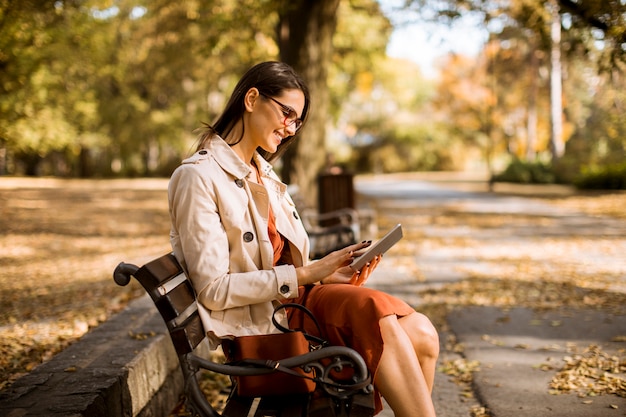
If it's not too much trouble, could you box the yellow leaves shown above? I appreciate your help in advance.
[0,331,74,390]
[545,194,626,220]
[355,72,374,95]
[128,331,156,340]
[549,344,626,398]
[535,362,556,372]
[419,272,626,315]
[438,358,481,385]
[0,179,169,390]
[481,334,505,347]
[530,318,561,327]
[470,405,490,417]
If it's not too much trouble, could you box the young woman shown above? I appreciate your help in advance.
[168,61,438,417]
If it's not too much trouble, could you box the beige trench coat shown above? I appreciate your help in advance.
[168,136,311,349]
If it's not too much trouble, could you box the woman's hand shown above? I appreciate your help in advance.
[296,241,371,286]
[350,254,382,286]
[318,254,382,286]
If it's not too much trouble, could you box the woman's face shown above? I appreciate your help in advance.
[248,88,305,154]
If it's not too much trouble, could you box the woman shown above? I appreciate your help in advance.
[168,61,438,417]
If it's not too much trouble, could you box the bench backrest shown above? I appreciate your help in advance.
[133,253,205,354]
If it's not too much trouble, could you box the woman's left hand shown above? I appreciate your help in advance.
[350,254,381,286]
[320,254,382,286]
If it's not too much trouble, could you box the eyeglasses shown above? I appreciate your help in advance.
[260,92,303,132]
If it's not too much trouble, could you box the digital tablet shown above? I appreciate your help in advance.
[349,224,403,271]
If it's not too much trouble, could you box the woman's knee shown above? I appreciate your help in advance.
[400,312,439,357]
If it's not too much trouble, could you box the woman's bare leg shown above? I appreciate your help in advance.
[375,314,439,417]
[399,312,439,392]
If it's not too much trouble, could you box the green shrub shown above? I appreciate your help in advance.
[574,162,626,190]
[492,159,556,184]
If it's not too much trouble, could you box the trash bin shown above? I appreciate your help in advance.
[317,173,355,224]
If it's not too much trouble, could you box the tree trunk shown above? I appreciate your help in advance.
[0,142,6,176]
[278,0,340,209]
[526,48,539,161]
[549,0,565,161]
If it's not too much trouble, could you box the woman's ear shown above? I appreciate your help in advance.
[244,88,260,112]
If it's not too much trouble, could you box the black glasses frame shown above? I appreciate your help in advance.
[259,93,303,131]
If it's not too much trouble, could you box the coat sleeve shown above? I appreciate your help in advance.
[168,162,299,312]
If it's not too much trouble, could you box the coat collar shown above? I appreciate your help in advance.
[205,136,251,180]
[188,136,289,198]
[204,136,285,195]
[252,153,287,196]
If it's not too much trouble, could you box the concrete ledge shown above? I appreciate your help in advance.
[0,295,185,417]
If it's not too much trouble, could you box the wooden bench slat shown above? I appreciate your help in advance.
[136,253,184,288]
[154,281,196,322]
[170,311,205,353]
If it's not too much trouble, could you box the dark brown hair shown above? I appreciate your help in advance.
[197,61,310,162]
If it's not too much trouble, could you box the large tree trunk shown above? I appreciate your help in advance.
[278,0,340,209]
[549,0,565,161]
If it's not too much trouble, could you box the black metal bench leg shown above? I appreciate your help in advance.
[347,392,376,417]
[307,394,337,417]
[221,395,256,417]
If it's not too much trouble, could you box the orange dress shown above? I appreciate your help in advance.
[266,201,415,414]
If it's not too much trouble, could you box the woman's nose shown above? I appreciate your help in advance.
[285,123,297,136]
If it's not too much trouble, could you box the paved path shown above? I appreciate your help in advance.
[354,173,626,417]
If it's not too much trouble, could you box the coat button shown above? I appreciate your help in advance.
[292,211,299,220]
[243,232,254,242]
[199,150,207,155]
[235,179,244,188]
[280,284,290,294]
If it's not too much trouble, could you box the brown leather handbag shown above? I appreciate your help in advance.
[228,303,327,397]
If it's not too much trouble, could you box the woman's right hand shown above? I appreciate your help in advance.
[295,241,371,286]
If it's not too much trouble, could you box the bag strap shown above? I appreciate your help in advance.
[232,358,371,391]
[272,303,328,349]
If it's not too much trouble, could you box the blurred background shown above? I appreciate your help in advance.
[2,0,625,207]
[2,1,626,403]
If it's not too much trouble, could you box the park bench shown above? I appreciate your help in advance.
[302,208,359,259]
[289,173,377,259]
[113,252,375,417]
